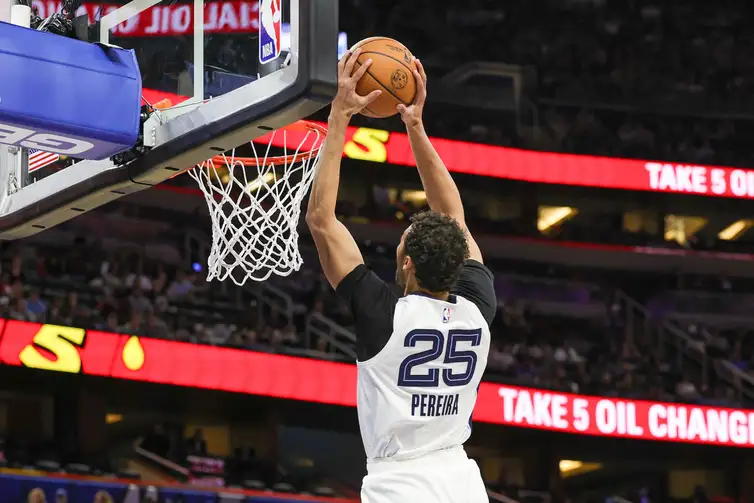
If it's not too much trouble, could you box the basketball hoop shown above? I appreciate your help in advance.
[188,120,327,285]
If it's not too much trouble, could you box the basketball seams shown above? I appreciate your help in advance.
[362,105,390,118]
[363,67,410,106]
[350,36,407,52]
[358,51,416,77]
[354,61,411,109]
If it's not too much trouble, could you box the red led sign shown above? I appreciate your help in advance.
[141,88,754,198]
[1,320,753,447]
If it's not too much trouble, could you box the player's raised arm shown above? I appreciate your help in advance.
[305,49,382,289]
[397,59,483,263]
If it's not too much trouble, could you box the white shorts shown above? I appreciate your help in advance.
[361,447,488,503]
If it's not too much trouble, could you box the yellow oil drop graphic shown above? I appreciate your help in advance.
[122,336,145,371]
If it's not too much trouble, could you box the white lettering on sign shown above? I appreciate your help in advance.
[644,162,754,198]
[261,42,274,59]
[0,123,96,156]
[645,162,708,194]
[31,1,260,37]
[497,386,754,446]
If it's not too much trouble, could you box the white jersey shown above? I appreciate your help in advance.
[336,260,496,462]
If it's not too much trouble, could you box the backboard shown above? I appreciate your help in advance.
[0,0,338,239]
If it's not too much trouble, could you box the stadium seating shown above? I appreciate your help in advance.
[2,211,743,410]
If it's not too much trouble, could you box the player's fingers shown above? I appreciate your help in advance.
[415,58,427,84]
[396,104,408,115]
[362,89,382,105]
[337,50,349,74]
[344,48,362,77]
[413,68,426,102]
[351,58,372,83]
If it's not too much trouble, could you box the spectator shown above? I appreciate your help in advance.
[186,428,208,456]
[123,485,140,503]
[55,488,67,503]
[121,312,144,335]
[125,264,152,292]
[9,298,33,322]
[60,292,81,326]
[26,290,48,320]
[98,312,121,333]
[142,486,158,503]
[27,488,46,503]
[152,264,168,296]
[9,253,23,282]
[676,375,700,401]
[9,279,23,302]
[93,491,113,503]
[143,313,169,338]
[129,288,153,316]
[167,270,195,300]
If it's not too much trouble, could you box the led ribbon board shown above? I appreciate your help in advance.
[1,319,754,448]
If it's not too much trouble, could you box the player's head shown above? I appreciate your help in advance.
[396,211,469,294]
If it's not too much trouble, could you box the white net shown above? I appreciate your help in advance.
[188,121,326,285]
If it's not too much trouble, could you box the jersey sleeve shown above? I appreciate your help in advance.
[451,260,497,325]
[336,264,400,361]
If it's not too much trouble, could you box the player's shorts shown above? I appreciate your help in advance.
[361,446,488,503]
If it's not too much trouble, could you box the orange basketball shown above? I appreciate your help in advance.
[351,37,417,118]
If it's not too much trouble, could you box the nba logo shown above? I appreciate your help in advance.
[259,0,282,64]
[442,307,451,323]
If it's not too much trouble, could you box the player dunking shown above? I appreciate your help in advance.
[306,49,496,503]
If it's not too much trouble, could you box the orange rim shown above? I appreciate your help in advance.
[206,120,328,167]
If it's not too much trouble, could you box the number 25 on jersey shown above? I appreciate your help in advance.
[398,328,482,417]
[398,328,482,387]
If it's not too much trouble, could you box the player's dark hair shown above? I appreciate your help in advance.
[404,211,469,292]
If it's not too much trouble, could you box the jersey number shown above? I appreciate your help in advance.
[397,328,481,388]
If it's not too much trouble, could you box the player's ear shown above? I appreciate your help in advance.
[403,254,414,274]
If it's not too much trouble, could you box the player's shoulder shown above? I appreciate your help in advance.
[451,260,496,325]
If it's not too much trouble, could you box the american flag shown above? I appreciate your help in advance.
[28,149,60,172]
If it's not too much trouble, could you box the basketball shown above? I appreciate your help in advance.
[351,37,418,118]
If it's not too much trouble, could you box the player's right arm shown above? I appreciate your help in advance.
[306,48,381,290]
[397,59,483,264]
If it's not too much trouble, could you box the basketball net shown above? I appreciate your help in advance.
[188,121,327,285]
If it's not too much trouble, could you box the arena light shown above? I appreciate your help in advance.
[537,206,577,233]
[106,413,123,424]
[559,459,601,477]
[246,172,276,192]
[664,215,706,244]
[718,220,753,241]
[401,189,427,205]
[559,460,582,472]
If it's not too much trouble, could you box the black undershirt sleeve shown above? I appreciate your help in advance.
[336,264,400,361]
[451,260,497,325]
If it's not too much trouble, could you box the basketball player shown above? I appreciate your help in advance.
[305,48,495,503]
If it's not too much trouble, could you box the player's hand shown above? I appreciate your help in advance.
[331,48,382,119]
[396,57,427,129]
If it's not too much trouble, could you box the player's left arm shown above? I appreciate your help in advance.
[305,49,382,289]
[397,59,484,264]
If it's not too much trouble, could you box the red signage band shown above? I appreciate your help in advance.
[141,87,754,198]
[262,123,754,199]
[32,1,260,37]
[1,319,753,448]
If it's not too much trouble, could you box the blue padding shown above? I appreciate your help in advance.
[0,22,141,160]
